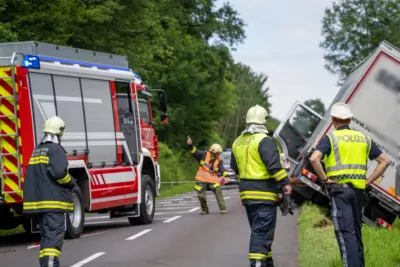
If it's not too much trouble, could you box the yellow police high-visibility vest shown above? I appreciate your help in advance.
[324,129,371,189]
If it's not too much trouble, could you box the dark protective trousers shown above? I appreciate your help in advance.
[195,182,226,212]
[39,212,66,267]
[330,184,365,267]
[245,203,277,267]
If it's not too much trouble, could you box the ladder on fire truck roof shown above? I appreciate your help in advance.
[0,52,22,195]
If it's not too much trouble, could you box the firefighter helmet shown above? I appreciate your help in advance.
[209,143,223,154]
[43,116,66,136]
[245,105,269,125]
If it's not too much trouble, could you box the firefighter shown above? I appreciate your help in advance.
[231,104,292,267]
[310,102,390,267]
[23,116,76,267]
[187,136,229,214]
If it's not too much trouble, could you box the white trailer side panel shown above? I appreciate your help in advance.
[314,44,400,200]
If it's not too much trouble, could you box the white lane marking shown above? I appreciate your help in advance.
[81,230,111,238]
[70,252,105,267]
[126,229,153,240]
[156,206,196,210]
[85,216,109,220]
[171,200,221,203]
[224,196,231,200]
[188,207,200,212]
[160,198,184,201]
[163,216,181,223]
[27,242,40,249]
[85,218,170,225]
[156,203,199,207]
[156,201,172,204]
[155,211,189,215]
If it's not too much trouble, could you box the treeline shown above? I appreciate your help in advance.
[0,0,278,152]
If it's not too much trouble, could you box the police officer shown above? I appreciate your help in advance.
[310,102,390,267]
[23,116,76,267]
[187,136,229,214]
[231,105,292,267]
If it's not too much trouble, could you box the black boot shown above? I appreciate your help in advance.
[264,258,275,267]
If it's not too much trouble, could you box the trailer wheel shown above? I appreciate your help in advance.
[128,174,155,225]
[65,184,85,239]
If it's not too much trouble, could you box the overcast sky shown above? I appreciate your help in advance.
[216,0,339,121]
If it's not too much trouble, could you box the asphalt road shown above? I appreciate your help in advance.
[0,187,299,267]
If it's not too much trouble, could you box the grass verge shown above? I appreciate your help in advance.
[298,203,400,267]
[157,183,195,198]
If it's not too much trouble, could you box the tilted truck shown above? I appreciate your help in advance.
[274,40,400,227]
[0,41,168,238]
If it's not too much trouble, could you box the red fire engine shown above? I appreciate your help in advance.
[0,41,168,238]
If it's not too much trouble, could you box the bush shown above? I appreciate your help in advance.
[157,142,198,189]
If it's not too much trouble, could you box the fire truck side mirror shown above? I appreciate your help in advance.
[158,91,167,113]
[160,113,168,125]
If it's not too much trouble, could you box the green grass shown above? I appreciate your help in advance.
[298,203,400,267]
[157,183,195,198]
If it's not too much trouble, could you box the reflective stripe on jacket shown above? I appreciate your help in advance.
[324,129,371,189]
[23,142,74,214]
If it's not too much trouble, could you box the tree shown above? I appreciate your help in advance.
[291,98,326,139]
[320,0,400,85]
[304,98,326,116]
[0,0,273,152]
[218,63,276,147]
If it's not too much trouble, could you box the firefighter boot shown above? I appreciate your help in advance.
[197,191,209,215]
[264,258,275,267]
[213,187,227,214]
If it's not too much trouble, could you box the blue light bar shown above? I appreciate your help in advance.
[38,56,131,72]
[22,54,41,69]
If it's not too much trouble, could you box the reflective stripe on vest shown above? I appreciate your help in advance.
[195,151,219,183]
[324,129,371,189]
[239,190,278,202]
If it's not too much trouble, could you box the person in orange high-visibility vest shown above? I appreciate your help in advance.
[187,136,229,215]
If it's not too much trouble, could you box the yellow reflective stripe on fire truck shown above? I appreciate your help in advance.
[23,201,74,210]
[56,174,71,184]
[0,66,22,204]
[29,156,49,165]
[239,191,278,202]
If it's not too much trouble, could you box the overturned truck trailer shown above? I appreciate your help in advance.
[274,40,400,227]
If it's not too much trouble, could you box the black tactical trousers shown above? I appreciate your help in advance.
[245,203,277,267]
[330,184,365,267]
[39,212,65,267]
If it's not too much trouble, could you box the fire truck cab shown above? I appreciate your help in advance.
[0,41,168,238]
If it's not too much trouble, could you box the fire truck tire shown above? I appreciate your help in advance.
[128,174,155,225]
[65,185,85,239]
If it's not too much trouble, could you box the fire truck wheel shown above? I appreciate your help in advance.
[128,174,155,225]
[65,184,85,239]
